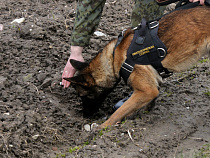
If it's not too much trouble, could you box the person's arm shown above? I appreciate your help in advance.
[62,0,106,88]
[189,0,205,5]
[62,46,84,88]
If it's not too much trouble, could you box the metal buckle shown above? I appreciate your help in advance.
[157,48,166,58]
[149,21,159,29]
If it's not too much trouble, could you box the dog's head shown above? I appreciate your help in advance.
[64,59,114,117]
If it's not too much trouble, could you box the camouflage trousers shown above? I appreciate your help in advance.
[71,0,166,47]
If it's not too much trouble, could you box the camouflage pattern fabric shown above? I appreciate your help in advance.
[71,0,106,47]
[71,0,166,47]
[131,0,166,27]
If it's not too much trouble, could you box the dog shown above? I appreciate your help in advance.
[64,6,210,129]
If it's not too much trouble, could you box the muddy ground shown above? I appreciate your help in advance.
[0,0,209,158]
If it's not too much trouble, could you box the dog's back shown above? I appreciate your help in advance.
[159,6,210,72]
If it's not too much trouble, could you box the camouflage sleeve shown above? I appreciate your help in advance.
[71,0,166,47]
[131,0,166,27]
[71,0,106,47]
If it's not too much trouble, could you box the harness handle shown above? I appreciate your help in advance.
[137,18,147,36]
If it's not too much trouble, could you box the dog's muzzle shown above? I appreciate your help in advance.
[81,96,104,117]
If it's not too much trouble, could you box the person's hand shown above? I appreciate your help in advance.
[189,0,205,5]
[62,46,84,88]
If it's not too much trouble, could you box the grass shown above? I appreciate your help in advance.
[56,127,110,157]
[121,118,127,124]
[69,146,81,154]
[99,130,103,136]
[177,144,210,158]
[164,91,173,97]
[83,141,89,146]
[199,58,209,63]
[55,140,91,157]
[194,144,210,158]
[204,91,210,96]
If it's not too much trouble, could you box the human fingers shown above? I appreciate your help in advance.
[62,72,71,88]
[189,0,205,5]
[200,0,205,5]
[62,63,76,88]
[62,70,75,88]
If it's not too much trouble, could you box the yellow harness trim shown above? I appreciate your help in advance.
[132,45,155,56]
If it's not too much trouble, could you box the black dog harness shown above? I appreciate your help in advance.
[113,0,202,84]
[119,19,171,83]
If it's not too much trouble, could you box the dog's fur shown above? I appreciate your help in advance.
[65,7,210,129]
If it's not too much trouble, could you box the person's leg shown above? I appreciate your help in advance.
[131,0,166,27]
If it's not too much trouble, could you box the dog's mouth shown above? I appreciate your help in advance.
[80,87,114,117]
[81,96,104,117]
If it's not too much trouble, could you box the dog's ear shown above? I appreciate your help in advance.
[70,59,88,71]
[63,74,95,87]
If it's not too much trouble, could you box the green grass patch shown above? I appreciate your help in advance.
[69,146,81,154]
[204,91,210,96]
[83,140,89,146]
[199,58,209,63]
[194,144,210,158]
[99,130,103,136]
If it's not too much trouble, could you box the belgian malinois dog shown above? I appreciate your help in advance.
[64,6,210,129]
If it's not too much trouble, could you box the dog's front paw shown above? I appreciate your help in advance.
[98,123,110,130]
[91,123,108,132]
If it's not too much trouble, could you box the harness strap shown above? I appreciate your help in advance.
[120,19,171,84]
[148,21,168,74]
[137,18,147,36]
[120,19,148,82]
[112,32,124,58]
